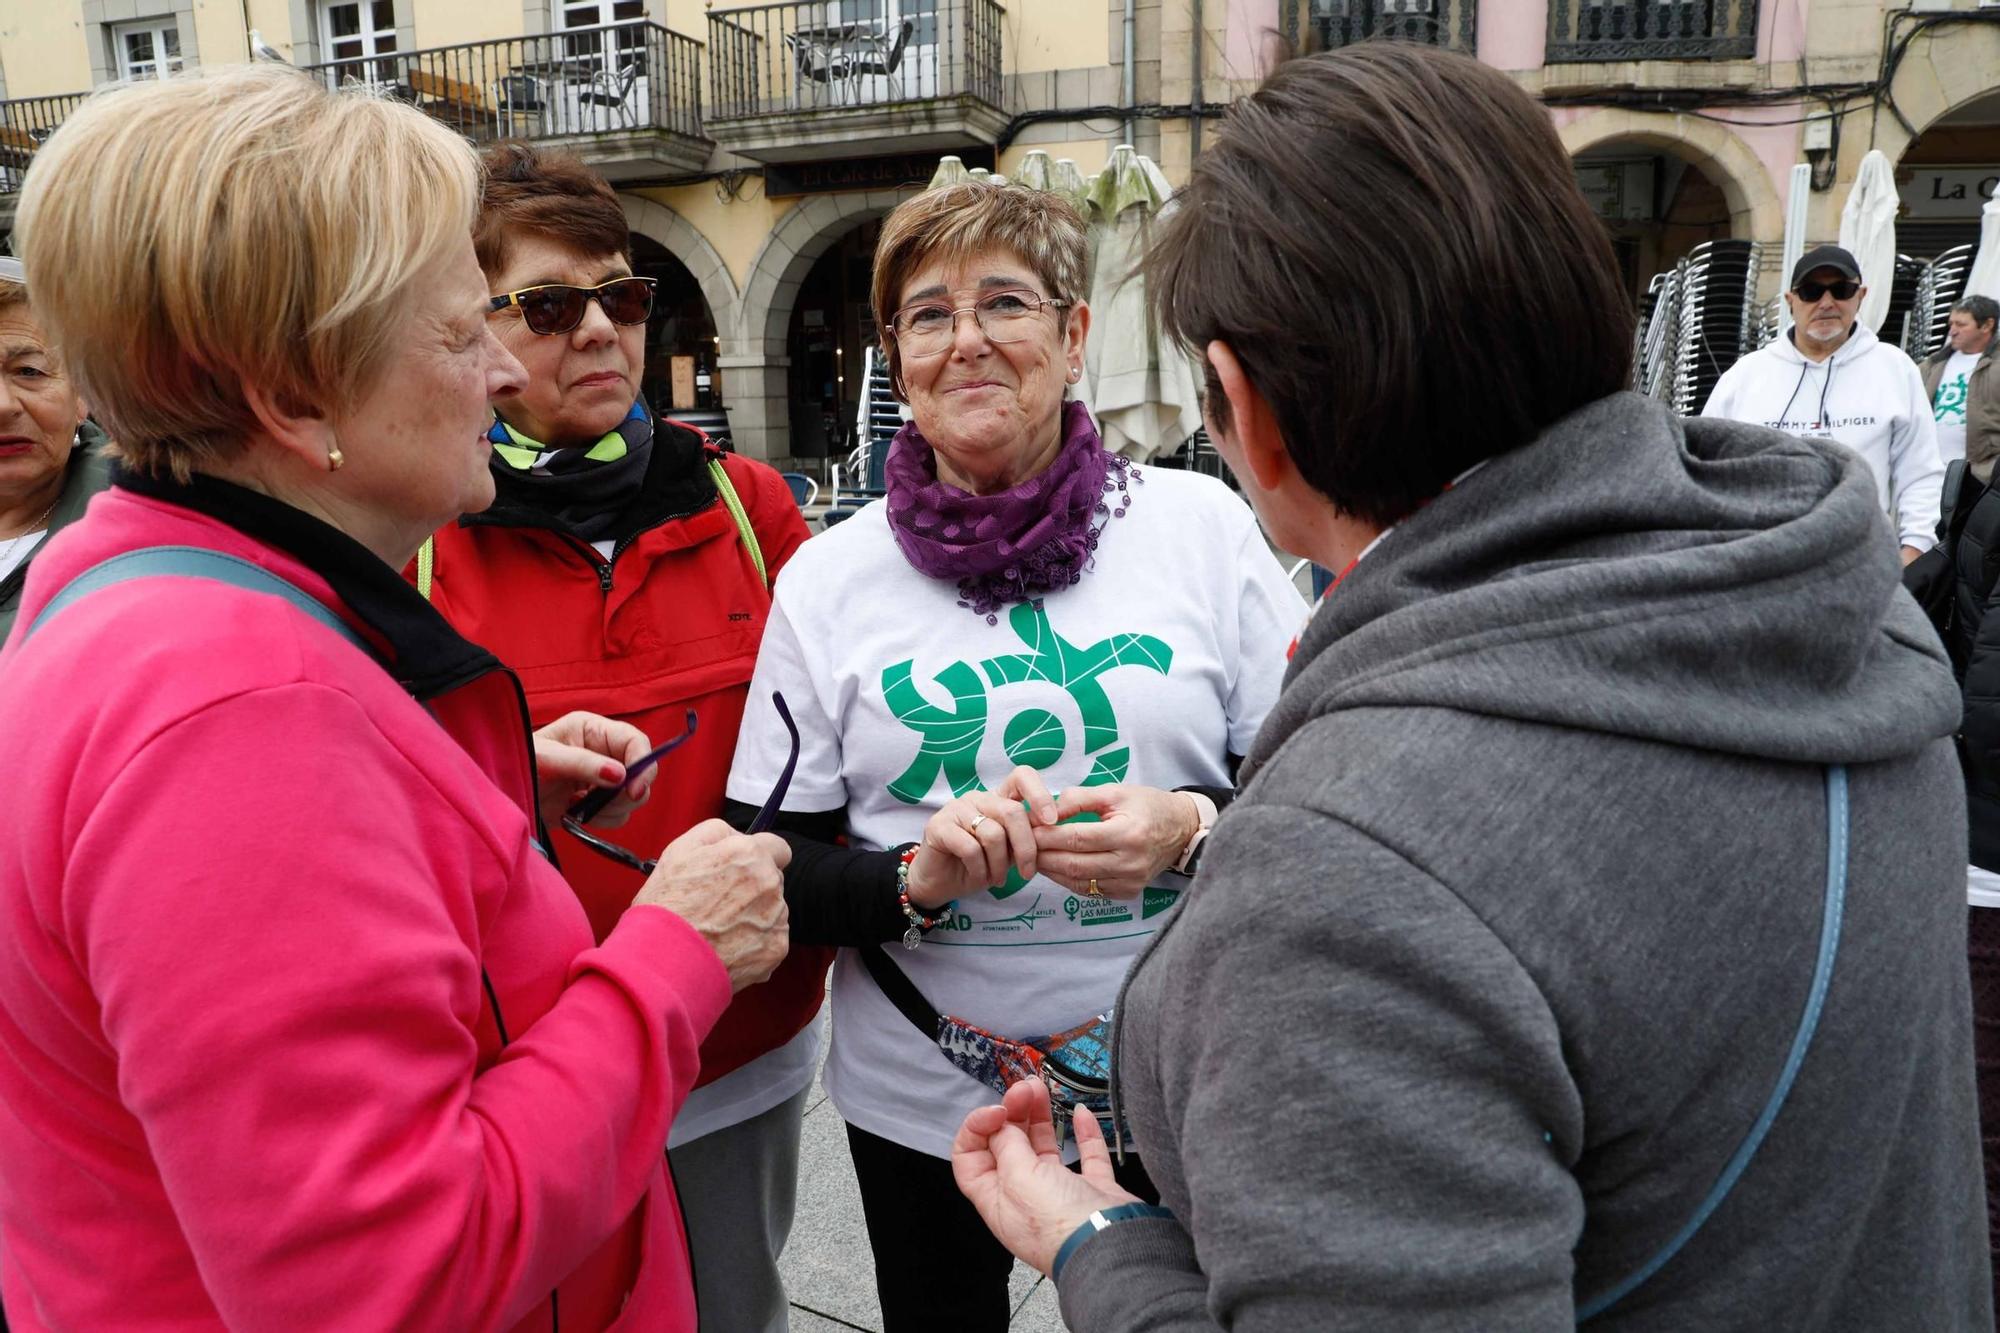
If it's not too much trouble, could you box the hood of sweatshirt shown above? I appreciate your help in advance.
[1243,391,1958,785]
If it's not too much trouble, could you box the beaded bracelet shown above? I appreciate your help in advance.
[896,845,953,950]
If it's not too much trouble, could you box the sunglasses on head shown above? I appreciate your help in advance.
[559,693,801,876]
[489,276,657,336]
[1794,279,1860,303]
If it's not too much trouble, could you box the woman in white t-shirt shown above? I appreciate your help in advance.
[725,182,1302,1329]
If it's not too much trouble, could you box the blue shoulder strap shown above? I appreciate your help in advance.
[1577,763,1849,1322]
[22,545,376,659]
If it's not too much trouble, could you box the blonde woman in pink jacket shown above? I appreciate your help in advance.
[0,66,789,1331]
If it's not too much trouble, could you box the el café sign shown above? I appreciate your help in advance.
[1902,167,2000,220]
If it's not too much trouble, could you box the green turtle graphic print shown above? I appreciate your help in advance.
[725,469,1304,1158]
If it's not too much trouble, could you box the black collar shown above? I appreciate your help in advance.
[111,463,503,700]
[468,413,718,540]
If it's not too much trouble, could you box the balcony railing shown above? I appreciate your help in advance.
[1546,0,1756,61]
[299,20,705,146]
[0,92,89,195]
[1284,0,1475,53]
[706,0,1003,122]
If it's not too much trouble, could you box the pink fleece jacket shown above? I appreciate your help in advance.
[0,486,731,1330]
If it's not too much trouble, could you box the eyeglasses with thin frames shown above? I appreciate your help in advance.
[559,693,801,876]
[889,289,1069,358]
[489,276,658,337]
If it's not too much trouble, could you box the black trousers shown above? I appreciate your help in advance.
[845,1119,1157,1332]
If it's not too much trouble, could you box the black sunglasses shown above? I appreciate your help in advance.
[560,693,801,876]
[1794,279,1860,303]
[490,276,657,336]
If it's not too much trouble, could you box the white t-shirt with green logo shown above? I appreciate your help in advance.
[727,467,1305,1158]
[1935,349,1980,464]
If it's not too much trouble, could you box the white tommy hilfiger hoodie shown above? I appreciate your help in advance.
[1702,323,1945,551]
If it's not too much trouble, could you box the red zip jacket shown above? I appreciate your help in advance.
[415,429,829,1086]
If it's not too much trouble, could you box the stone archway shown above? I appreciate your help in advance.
[1865,20,2000,168]
[726,187,915,461]
[619,194,740,345]
[1559,109,1787,247]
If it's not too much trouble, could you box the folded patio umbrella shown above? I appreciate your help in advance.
[1838,149,1900,334]
[1077,146,1203,463]
[1968,180,2000,303]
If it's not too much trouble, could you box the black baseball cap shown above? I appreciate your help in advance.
[1790,244,1862,289]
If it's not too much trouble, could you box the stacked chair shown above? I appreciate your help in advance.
[1902,244,1976,362]
[1631,239,1765,416]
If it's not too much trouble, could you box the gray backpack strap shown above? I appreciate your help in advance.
[1577,764,1848,1322]
[23,545,376,659]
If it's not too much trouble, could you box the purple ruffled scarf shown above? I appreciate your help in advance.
[884,399,1138,622]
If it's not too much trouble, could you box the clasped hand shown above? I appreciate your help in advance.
[903,766,1201,909]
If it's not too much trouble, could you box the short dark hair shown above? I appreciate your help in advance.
[1149,45,1634,526]
[1956,295,2000,331]
[473,141,630,277]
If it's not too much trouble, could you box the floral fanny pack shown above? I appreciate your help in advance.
[858,944,1129,1152]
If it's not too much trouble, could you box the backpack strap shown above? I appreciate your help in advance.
[410,461,767,604]
[1576,763,1849,1322]
[707,456,768,590]
[858,938,946,1042]
[23,545,377,660]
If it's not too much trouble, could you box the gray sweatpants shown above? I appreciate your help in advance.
[667,1086,810,1333]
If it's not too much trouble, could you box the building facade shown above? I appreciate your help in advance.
[1,0,1996,461]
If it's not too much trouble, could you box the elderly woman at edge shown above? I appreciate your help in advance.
[724,181,1303,1330]
[953,45,1990,1331]
[0,66,788,1331]
[0,256,108,637]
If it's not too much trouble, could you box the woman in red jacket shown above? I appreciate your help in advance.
[414,143,825,1333]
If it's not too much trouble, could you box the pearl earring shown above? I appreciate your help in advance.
[328,446,345,472]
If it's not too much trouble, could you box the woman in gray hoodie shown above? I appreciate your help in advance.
[951,44,1991,1330]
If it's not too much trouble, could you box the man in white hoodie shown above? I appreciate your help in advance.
[1704,244,1944,562]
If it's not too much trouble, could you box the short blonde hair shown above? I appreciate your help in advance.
[15,64,480,480]
[871,182,1087,398]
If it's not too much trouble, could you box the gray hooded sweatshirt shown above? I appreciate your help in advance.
[1059,392,1990,1330]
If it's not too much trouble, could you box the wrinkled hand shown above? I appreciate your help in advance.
[952,1078,1141,1278]
[905,766,1060,910]
[534,711,655,832]
[1032,785,1199,900]
[635,820,791,993]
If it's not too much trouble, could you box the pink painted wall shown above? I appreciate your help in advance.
[1224,0,1279,84]
[1478,0,1547,71]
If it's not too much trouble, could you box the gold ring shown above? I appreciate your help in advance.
[967,813,988,833]
[1086,878,1102,898]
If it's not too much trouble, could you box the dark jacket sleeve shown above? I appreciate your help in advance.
[718,799,911,947]
[1058,802,1584,1331]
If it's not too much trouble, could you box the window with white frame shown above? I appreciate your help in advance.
[113,18,185,81]
[319,1,399,66]
[563,0,645,64]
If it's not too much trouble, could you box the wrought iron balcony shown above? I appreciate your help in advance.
[0,93,88,196]
[299,20,709,178]
[1546,0,1757,61]
[1281,0,1476,53]
[705,0,1006,163]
